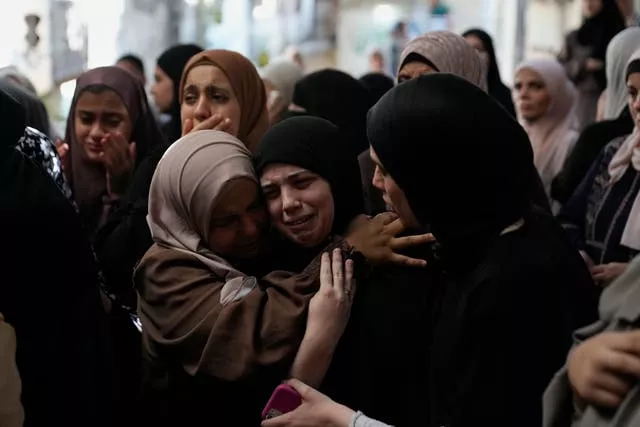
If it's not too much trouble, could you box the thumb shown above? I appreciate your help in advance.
[374,211,399,226]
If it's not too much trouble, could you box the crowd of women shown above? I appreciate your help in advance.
[4,0,640,425]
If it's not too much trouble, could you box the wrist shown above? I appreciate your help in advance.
[327,403,355,427]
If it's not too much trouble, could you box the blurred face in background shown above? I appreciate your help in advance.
[464,35,490,69]
[151,66,174,113]
[582,0,603,18]
[513,68,551,122]
[627,72,640,125]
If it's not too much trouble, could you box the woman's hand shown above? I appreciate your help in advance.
[307,249,355,345]
[181,114,233,137]
[261,379,354,427]
[345,213,434,268]
[568,331,640,408]
[99,132,136,197]
[55,138,69,171]
[591,262,628,286]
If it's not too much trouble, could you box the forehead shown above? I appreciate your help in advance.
[184,64,233,90]
[400,61,436,75]
[212,178,259,213]
[260,163,312,183]
[516,68,543,81]
[75,89,127,113]
[465,35,485,51]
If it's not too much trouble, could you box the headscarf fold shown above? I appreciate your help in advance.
[398,31,487,91]
[65,66,163,233]
[179,50,270,152]
[261,58,304,110]
[516,58,579,198]
[156,43,204,143]
[291,69,373,156]
[604,27,640,119]
[608,50,640,250]
[147,130,257,284]
[367,73,533,252]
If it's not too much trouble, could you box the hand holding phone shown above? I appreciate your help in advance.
[262,384,302,420]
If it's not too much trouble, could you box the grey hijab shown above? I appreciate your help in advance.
[604,27,640,120]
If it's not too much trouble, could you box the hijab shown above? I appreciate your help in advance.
[398,31,487,91]
[462,28,516,117]
[65,66,163,233]
[359,73,395,104]
[367,73,533,253]
[180,50,270,152]
[604,27,640,119]
[0,79,51,137]
[0,88,26,152]
[291,69,373,156]
[156,43,204,143]
[516,58,579,199]
[0,66,37,95]
[147,130,257,288]
[607,50,640,251]
[577,0,626,61]
[254,116,364,237]
[261,58,304,110]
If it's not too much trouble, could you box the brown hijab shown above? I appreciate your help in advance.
[179,50,270,152]
[65,66,162,234]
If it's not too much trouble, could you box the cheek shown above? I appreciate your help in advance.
[316,194,335,231]
[267,198,283,221]
[74,119,89,142]
[207,228,237,254]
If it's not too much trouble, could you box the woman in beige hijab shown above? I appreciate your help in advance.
[514,58,579,211]
[136,130,367,425]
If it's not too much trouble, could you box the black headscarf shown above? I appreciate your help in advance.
[0,79,51,137]
[254,116,365,271]
[577,0,626,61]
[359,73,395,105]
[367,73,533,252]
[462,28,516,117]
[156,43,204,143]
[292,69,373,157]
[0,88,26,151]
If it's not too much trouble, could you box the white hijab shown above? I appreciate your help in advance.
[516,58,579,202]
[608,50,640,251]
[604,27,640,120]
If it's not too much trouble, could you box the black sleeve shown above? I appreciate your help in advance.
[94,143,168,308]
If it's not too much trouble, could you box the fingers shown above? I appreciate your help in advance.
[383,218,406,237]
[594,372,632,396]
[588,388,625,409]
[55,139,69,160]
[344,259,355,298]
[374,212,398,226]
[390,233,435,250]
[261,413,291,426]
[285,378,311,397]
[389,253,427,268]
[191,114,226,134]
[319,252,332,291]
[182,118,194,137]
[332,249,344,301]
[611,331,640,360]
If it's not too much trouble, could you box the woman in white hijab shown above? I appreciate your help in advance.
[514,58,579,211]
[261,58,304,124]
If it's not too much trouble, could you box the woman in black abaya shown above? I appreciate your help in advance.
[366,73,597,427]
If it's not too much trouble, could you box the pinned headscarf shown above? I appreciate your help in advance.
[65,66,163,233]
[179,50,270,152]
[515,58,578,198]
[604,27,640,119]
[398,31,487,91]
[367,73,532,249]
[254,116,364,236]
[607,49,640,251]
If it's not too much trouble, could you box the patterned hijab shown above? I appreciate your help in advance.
[179,50,270,152]
[398,31,487,91]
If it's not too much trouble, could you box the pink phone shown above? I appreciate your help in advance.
[262,384,302,420]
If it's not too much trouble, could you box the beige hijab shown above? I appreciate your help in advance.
[516,58,579,202]
[147,129,258,304]
[398,31,487,91]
